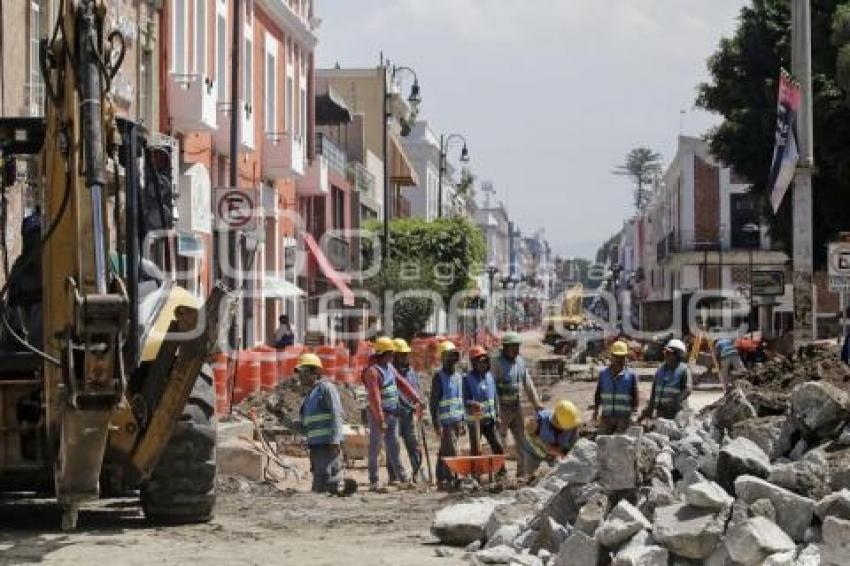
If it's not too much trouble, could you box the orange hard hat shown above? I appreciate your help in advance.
[469,346,488,360]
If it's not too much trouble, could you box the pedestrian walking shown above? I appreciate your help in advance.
[715,336,744,392]
[298,353,345,494]
[429,341,465,488]
[641,339,693,421]
[523,400,581,476]
[592,340,639,434]
[363,336,422,492]
[463,346,504,461]
[491,332,543,478]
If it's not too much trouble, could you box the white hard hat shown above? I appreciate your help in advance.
[665,339,687,354]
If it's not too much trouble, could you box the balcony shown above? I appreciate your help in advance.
[315,133,347,178]
[297,155,329,195]
[325,235,350,272]
[346,161,376,196]
[262,131,305,179]
[167,74,217,133]
[213,99,254,154]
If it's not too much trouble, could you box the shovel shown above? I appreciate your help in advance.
[419,419,434,485]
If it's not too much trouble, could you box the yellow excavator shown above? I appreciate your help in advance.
[0,1,230,529]
[542,284,604,357]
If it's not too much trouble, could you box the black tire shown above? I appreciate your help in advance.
[141,365,216,523]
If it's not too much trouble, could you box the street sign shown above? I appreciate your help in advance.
[828,242,850,291]
[752,270,785,296]
[215,188,258,231]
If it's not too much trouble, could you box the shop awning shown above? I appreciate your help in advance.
[389,136,419,186]
[261,276,306,298]
[303,233,355,306]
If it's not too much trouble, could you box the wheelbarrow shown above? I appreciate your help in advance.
[442,454,507,483]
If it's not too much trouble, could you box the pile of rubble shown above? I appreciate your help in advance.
[431,378,850,565]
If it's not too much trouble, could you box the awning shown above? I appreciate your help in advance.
[303,233,355,306]
[262,276,306,298]
[316,87,352,126]
[389,136,419,186]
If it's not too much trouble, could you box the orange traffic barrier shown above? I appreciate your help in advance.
[212,353,230,416]
[256,345,278,391]
[316,345,338,379]
[279,344,305,380]
[232,350,260,404]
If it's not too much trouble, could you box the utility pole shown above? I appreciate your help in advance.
[229,0,242,348]
[792,0,815,346]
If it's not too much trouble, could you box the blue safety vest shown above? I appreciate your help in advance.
[654,362,687,409]
[463,371,497,421]
[715,338,738,359]
[524,409,577,460]
[437,369,465,425]
[396,366,420,413]
[598,367,636,417]
[492,355,527,404]
[301,382,336,446]
[373,364,399,413]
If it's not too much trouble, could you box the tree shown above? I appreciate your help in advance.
[696,0,850,266]
[613,147,663,210]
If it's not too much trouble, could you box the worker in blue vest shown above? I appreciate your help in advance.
[491,332,543,478]
[641,339,693,421]
[429,341,466,487]
[523,400,582,476]
[298,353,346,494]
[363,336,422,492]
[463,346,504,460]
[715,336,744,392]
[592,340,640,434]
[391,337,422,481]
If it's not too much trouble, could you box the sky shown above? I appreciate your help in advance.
[316,0,749,260]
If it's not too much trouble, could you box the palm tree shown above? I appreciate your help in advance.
[613,147,663,210]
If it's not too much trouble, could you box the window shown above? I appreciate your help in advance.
[286,76,294,133]
[216,6,227,101]
[265,37,276,132]
[27,1,44,115]
[300,87,307,140]
[332,188,344,230]
[244,37,253,110]
[195,0,206,75]
[173,0,187,73]
[139,47,153,125]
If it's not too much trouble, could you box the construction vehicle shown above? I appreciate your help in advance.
[0,1,231,529]
[542,284,603,356]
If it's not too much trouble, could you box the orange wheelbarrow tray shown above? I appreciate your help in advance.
[442,454,506,476]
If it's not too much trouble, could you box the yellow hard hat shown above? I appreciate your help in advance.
[553,400,581,429]
[437,341,457,356]
[374,336,396,354]
[393,338,412,353]
[297,353,322,369]
[611,340,629,357]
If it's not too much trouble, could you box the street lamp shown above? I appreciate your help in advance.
[382,62,421,269]
[486,263,499,331]
[438,133,470,218]
[742,222,761,337]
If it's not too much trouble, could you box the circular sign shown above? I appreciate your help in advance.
[217,190,254,229]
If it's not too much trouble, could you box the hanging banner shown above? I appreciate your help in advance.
[768,69,802,214]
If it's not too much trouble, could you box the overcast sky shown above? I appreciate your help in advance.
[316,0,748,260]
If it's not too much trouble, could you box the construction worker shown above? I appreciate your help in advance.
[715,336,744,392]
[363,336,422,492]
[523,400,582,476]
[463,346,504,459]
[592,340,639,434]
[392,338,422,481]
[641,339,693,421]
[491,332,543,478]
[298,353,345,494]
[429,341,465,487]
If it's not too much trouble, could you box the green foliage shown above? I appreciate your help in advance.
[362,260,437,341]
[613,147,663,210]
[696,0,850,266]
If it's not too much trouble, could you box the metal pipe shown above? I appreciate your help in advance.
[382,63,389,269]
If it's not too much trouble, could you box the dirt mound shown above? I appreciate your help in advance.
[237,377,364,430]
[741,342,850,394]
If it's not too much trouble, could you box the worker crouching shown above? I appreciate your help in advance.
[298,353,347,495]
[592,340,639,434]
[463,347,505,462]
[523,400,581,476]
[641,339,693,422]
[429,341,465,488]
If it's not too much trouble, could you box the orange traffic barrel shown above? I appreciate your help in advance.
[280,344,305,380]
[256,346,278,391]
[232,350,260,404]
[212,353,230,416]
[316,345,338,379]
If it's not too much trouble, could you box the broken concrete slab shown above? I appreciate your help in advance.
[554,438,598,484]
[531,515,570,556]
[595,500,651,548]
[815,488,850,521]
[731,415,797,461]
[484,500,536,542]
[217,437,268,481]
[552,531,599,566]
[652,502,727,560]
[749,498,777,522]
[685,480,733,511]
[574,492,608,536]
[611,530,668,566]
[713,388,758,431]
[723,517,795,566]
[762,551,795,566]
[598,434,638,491]
[794,544,821,566]
[485,524,522,550]
[716,436,771,492]
[734,475,815,542]
[767,456,830,500]
[216,418,256,443]
[822,515,850,566]
[431,499,501,546]
[652,418,682,441]
[474,544,517,564]
[790,381,850,438]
